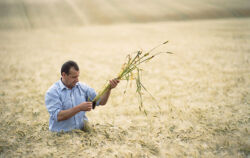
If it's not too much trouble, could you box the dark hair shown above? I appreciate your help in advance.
[61,60,79,75]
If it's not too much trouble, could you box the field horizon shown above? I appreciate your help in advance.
[0,0,250,29]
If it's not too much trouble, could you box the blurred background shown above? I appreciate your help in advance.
[0,0,250,29]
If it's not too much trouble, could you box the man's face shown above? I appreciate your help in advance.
[62,67,79,89]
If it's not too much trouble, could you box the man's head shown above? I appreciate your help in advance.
[61,60,79,89]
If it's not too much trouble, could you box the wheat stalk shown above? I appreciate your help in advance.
[91,41,172,114]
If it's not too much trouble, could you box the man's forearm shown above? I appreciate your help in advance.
[57,105,81,121]
[99,88,111,105]
[99,78,119,105]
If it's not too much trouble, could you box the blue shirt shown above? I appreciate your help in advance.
[45,79,99,132]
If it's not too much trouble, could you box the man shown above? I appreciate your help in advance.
[45,60,119,132]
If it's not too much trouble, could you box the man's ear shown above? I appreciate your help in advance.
[62,72,66,77]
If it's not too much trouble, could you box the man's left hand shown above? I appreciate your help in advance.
[109,78,120,89]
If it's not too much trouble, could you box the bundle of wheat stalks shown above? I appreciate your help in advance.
[91,41,172,114]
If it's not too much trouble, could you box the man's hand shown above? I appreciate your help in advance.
[78,102,92,111]
[57,102,92,121]
[109,78,120,89]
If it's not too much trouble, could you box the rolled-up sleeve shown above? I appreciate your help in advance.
[86,87,99,105]
[83,85,100,106]
[45,89,62,122]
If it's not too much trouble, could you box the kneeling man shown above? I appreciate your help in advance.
[45,60,119,132]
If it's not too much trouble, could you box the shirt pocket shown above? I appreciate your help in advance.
[61,95,72,110]
[76,92,87,105]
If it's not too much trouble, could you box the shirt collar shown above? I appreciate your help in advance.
[59,78,79,91]
[59,78,67,91]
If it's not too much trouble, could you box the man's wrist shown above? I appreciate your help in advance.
[75,105,81,113]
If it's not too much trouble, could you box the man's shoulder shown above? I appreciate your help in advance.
[77,82,93,90]
[46,81,61,95]
[77,82,88,89]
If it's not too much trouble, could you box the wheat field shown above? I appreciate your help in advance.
[0,0,250,158]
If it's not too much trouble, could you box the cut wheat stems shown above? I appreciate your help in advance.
[91,41,173,115]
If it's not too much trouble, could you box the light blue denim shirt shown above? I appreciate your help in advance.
[45,79,99,132]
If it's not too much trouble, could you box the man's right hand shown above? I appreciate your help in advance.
[58,101,92,121]
[78,102,92,111]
